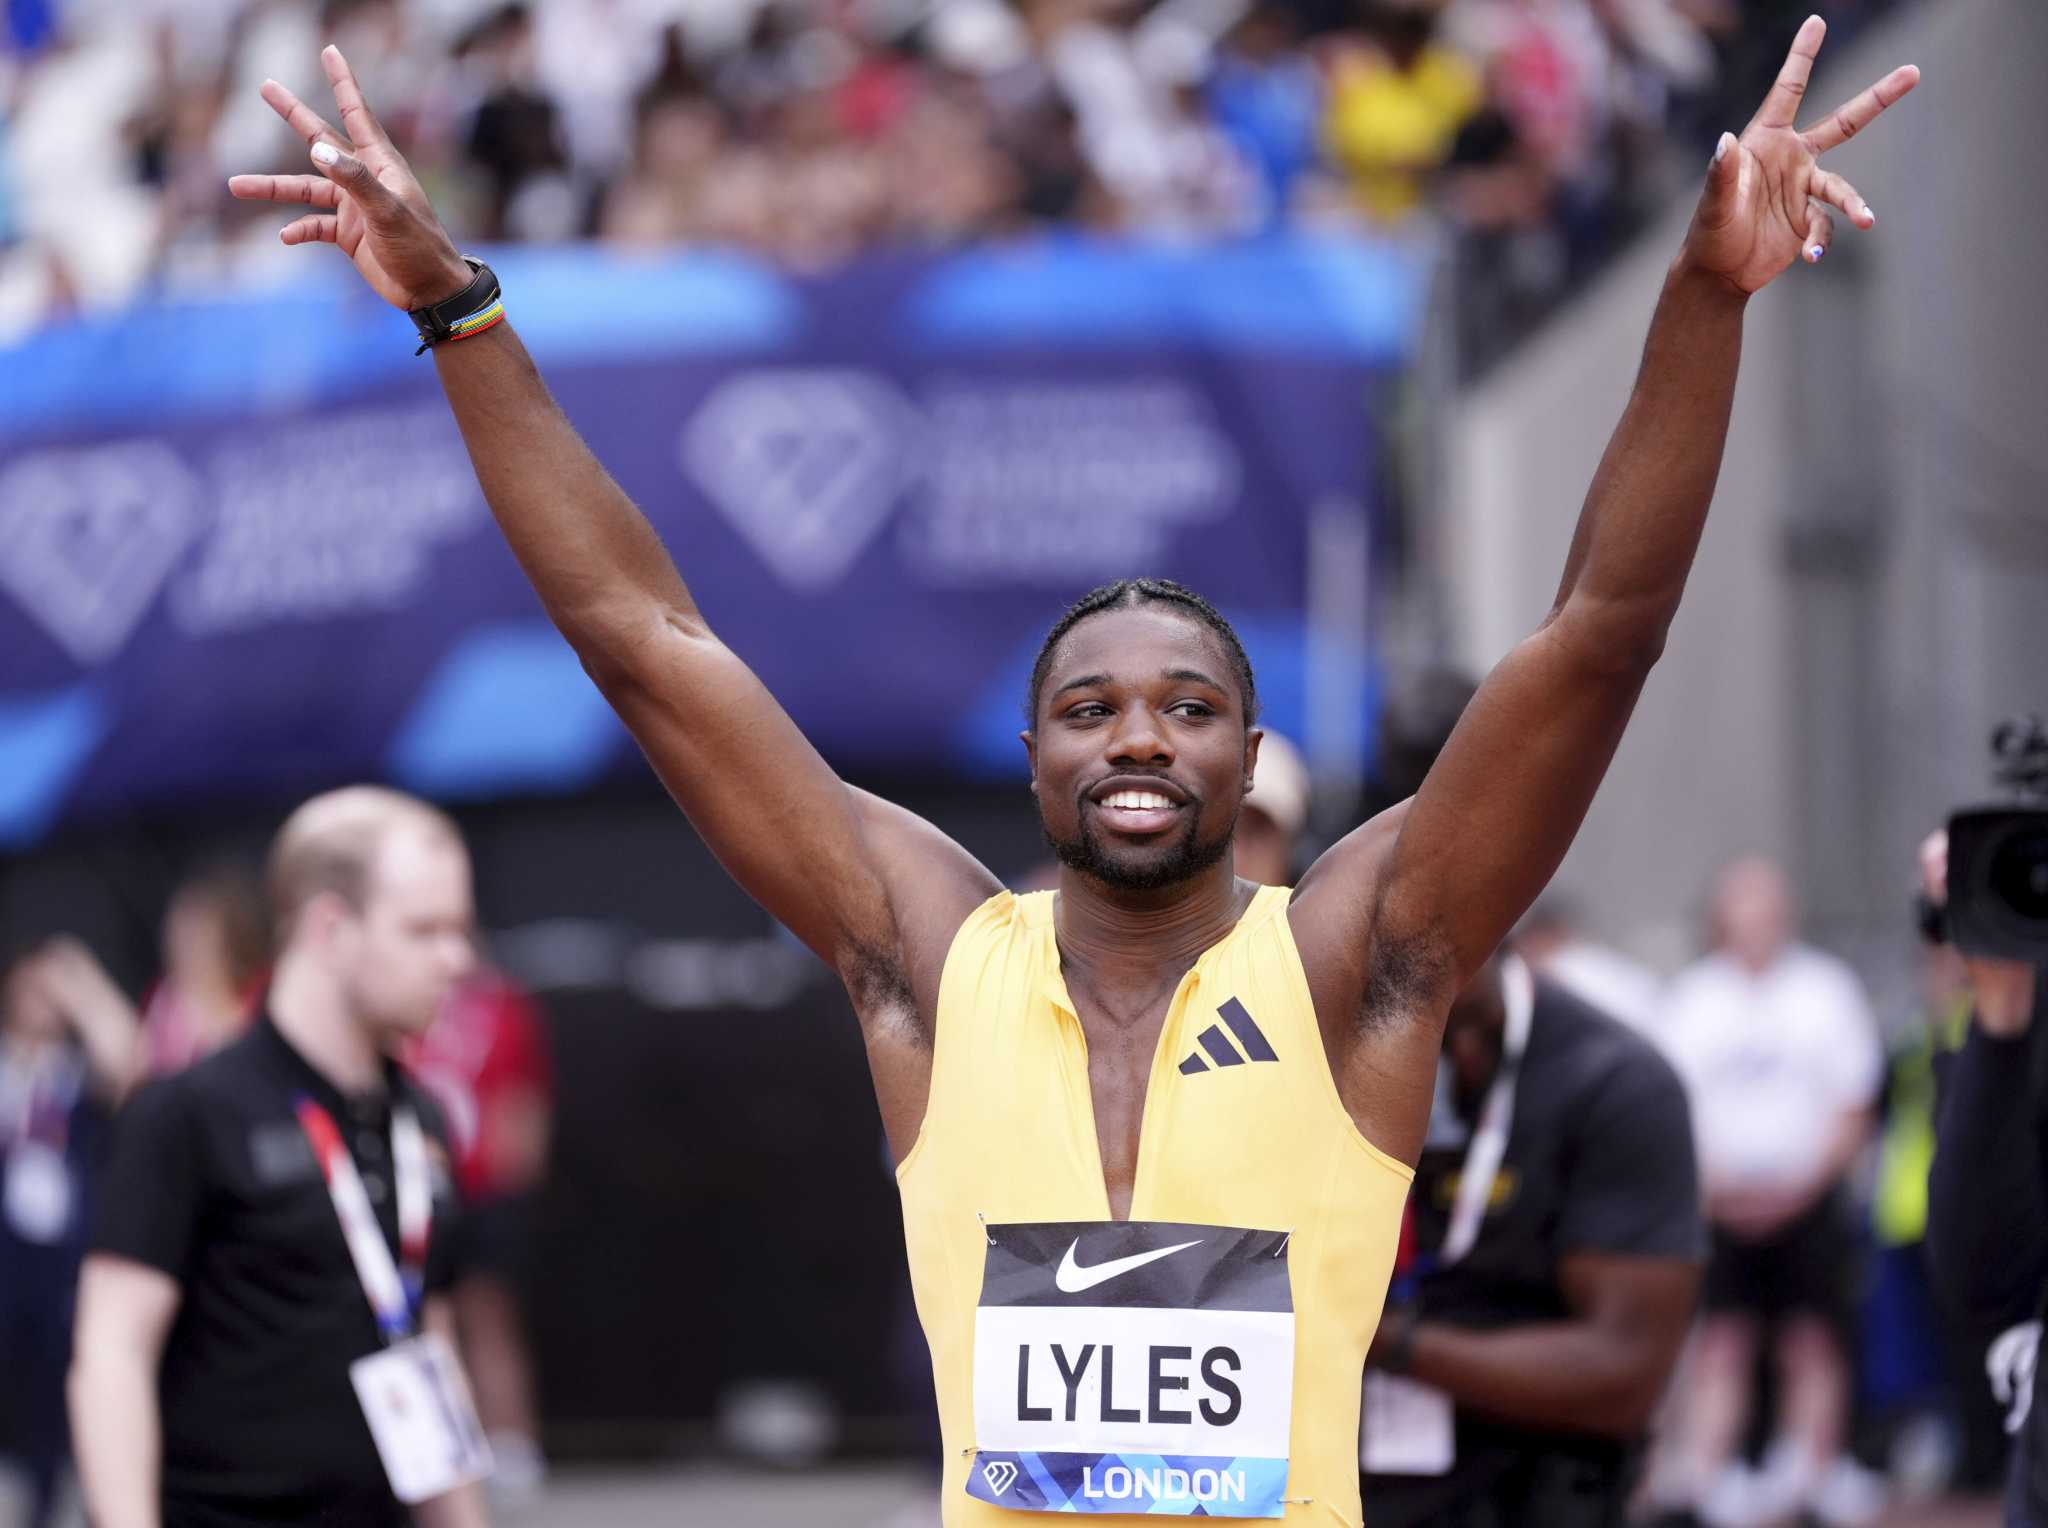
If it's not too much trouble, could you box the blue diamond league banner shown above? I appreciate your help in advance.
[968,1220,1294,1517]
[0,237,1422,845]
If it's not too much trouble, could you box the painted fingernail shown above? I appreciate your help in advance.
[1713,132,1735,165]
[311,142,338,167]
[1806,243,1826,262]
[1862,205,1877,226]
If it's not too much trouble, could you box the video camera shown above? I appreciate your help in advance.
[1944,717,2048,959]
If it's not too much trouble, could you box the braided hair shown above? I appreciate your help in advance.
[1025,578,1259,727]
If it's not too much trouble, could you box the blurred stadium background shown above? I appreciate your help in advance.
[1,0,2042,1521]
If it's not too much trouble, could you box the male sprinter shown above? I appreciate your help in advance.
[232,25,1916,1524]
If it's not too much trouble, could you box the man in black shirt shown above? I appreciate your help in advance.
[1361,952,1705,1526]
[69,788,491,1528]
[1920,829,2048,1526]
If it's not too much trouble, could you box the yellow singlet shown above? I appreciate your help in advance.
[898,885,1413,1528]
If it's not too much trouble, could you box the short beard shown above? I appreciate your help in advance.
[1044,805,1234,893]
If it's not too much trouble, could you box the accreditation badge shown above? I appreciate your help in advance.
[968,1220,1294,1517]
[3,1141,74,1245]
[1359,1373,1455,1476]
[349,1332,493,1504]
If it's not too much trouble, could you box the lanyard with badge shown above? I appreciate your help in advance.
[1360,954,1535,1478]
[1,1046,82,1245]
[294,1094,493,1503]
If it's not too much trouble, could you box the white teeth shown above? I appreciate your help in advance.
[1103,790,1174,810]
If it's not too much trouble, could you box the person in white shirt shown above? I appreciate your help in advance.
[1516,899,1663,1033]
[1651,857,1883,1527]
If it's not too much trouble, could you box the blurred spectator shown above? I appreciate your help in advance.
[455,5,573,242]
[1921,828,2048,1525]
[598,33,729,249]
[1361,950,1702,1527]
[69,788,485,1528]
[1327,0,1490,224]
[1860,864,2007,1498]
[1234,728,1311,886]
[0,940,140,1528]
[4,15,161,316]
[1205,0,1323,226]
[405,967,555,1504]
[1652,856,1885,1527]
[1369,664,1479,810]
[1322,0,1483,224]
[1516,898,1661,1032]
[1443,0,1614,196]
[530,0,672,181]
[982,79,1096,229]
[1022,0,1259,237]
[139,861,271,1078]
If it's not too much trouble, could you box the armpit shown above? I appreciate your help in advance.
[839,935,927,1048]
[1359,930,1453,1035]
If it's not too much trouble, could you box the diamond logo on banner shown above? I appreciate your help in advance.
[0,442,204,666]
[681,370,922,589]
[982,1460,1019,1496]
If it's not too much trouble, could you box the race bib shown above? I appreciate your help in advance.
[349,1333,493,1504]
[968,1220,1293,1517]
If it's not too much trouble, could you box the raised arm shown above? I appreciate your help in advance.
[229,52,999,1045]
[1294,19,1917,1154]
[35,938,144,1103]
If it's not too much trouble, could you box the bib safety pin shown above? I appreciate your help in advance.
[975,1210,995,1246]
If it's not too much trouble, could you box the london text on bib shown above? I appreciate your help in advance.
[968,1220,1294,1517]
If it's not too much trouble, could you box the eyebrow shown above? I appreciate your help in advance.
[1051,673,1111,698]
[1051,668,1227,698]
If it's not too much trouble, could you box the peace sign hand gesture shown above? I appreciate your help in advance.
[228,46,473,311]
[1686,15,1919,295]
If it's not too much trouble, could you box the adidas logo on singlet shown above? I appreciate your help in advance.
[1176,999,1279,1074]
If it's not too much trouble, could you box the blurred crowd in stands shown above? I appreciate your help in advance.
[0,0,1906,364]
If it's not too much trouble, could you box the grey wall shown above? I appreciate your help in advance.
[1434,0,2048,992]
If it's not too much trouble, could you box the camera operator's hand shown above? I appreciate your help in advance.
[1964,960,2036,1038]
[1921,829,2038,1038]
[227,47,471,312]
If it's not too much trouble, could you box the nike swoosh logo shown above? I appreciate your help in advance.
[1054,1237,1205,1294]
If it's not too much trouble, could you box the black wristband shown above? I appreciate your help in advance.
[1376,1304,1420,1375]
[408,257,502,355]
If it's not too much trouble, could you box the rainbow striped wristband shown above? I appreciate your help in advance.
[409,258,504,355]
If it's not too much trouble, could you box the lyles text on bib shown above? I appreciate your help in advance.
[968,1220,1294,1517]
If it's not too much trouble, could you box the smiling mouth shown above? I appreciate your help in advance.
[1090,788,1185,835]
